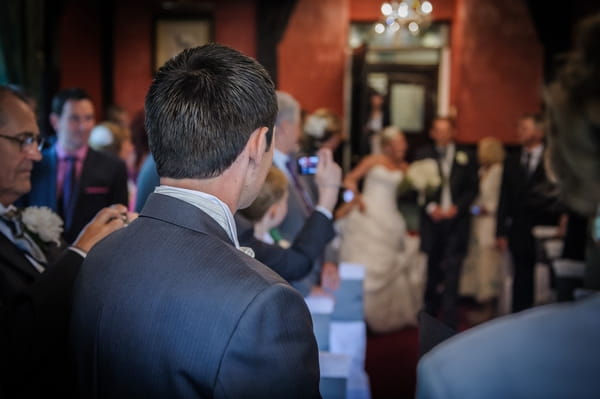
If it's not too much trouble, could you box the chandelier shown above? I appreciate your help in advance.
[375,1,433,35]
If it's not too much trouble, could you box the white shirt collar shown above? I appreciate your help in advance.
[154,185,240,248]
[273,149,290,177]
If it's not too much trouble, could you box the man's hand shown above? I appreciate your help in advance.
[430,205,444,222]
[315,148,342,212]
[443,205,458,219]
[73,204,138,253]
[496,236,508,251]
[320,262,340,293]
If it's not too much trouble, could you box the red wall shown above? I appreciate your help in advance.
[278,0,349,116]
[214,0,256,58]
[60,0,257,121]
[452,0,543,143]
[57,0,543,143]
[113,0,153,121]
[58,1,103,118]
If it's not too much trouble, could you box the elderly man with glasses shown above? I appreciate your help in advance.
[0,85,132,398]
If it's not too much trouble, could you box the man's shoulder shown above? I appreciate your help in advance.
[418,296,600,397]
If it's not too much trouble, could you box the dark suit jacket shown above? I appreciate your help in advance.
[20,145,128,243]
[496,147,560,242]
[70,193,321,398]
[236,211,335,282]
[415,144,479,254]
[0,233,83,398]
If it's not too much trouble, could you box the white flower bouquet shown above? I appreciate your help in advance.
[397,159,442,232]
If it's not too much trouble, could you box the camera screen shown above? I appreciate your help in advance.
[297,155,319,175]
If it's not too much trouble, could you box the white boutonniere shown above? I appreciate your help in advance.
[21,206,63,247]
[455,151,469,165]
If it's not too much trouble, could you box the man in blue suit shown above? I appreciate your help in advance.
[20,88,128,243]
[70,44,321,398]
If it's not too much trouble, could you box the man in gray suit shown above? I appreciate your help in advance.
[70,44,321,398]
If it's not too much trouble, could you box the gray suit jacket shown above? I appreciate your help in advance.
[70,193,321,398]
[417,294,600,398]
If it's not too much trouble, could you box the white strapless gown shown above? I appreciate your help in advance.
[339,165,425,332]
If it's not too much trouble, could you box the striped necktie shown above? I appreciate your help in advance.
[1,209,47,272]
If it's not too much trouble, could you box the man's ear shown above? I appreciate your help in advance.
[49,113,59,131]
[247,126,270,164]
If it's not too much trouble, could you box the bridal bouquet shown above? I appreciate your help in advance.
[398,159,441,205]
[397,159,441,232]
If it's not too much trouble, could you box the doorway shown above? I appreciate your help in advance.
[347,22,449,167]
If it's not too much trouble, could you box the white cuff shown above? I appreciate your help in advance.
[68,246,87,259]
[426,202,438,215]
[315,205,333,220]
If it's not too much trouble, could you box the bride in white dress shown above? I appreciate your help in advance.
[339,127,425,333]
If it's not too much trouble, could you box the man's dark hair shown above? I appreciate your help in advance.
[51,87,92,116]
[145,43,277,179]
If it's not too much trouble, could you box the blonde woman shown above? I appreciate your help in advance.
[460,137,506,318]
[339,126,424,332]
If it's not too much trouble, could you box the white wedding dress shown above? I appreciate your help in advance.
[339,165,425,333]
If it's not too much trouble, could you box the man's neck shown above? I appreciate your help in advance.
[160,177,239,214]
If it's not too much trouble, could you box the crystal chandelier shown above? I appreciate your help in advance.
[375,1,433,35]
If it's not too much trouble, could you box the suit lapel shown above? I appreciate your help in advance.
[140,193,233,245]
[0,233,41,280]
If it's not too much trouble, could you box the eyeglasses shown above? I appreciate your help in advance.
[0,133,45,151]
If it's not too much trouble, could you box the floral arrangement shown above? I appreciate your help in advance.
[396,159,442,232]
[398,159,441,205]
[304,114,329,139]
[20,206,63,248]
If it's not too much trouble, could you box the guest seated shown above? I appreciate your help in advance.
[416,13,600,398]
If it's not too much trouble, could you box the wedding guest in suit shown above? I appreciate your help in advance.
[70,44,321,398]
[0,85,132,398]
[416,117,479,328]
[133,151,340,285]
[417,15,600,397]
[496,114,560,312]
[274,91,340,296]
[19,88,129,243]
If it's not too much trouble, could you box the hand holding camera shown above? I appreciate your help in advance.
[314,148,342,212]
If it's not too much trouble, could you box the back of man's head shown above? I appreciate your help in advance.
[145,43,277,179]
[51,87,91,116]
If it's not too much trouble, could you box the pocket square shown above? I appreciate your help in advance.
[85,186,110,194]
